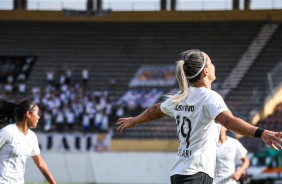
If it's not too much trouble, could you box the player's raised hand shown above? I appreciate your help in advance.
[261,130,282,151]
[116,117,136,133]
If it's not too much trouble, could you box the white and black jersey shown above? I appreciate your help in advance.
[161,86,229,179]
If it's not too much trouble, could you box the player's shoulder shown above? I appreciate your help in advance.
[1,123,17,132]
[0,124,17,140]
[207,89,222,97]
[201,88,223,102]
[227,136,241,144]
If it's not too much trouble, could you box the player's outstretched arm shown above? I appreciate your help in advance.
[32,155,56,184]
[116,103,166,133]
[216,111,282,151]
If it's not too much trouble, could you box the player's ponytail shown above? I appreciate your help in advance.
[166,60,189,105]
[0,97,18,129]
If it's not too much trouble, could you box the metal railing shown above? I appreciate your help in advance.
[0,0,282,11]
[267,61,282,95]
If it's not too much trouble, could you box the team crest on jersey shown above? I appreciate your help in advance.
[217,106,225,110]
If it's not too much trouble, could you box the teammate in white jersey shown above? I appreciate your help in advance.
[0,98,56,184]
[214,126,249,184]
[116,49,282,184]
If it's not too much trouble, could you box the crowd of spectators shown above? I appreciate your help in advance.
[2,65,124,135]
[1,64,171,135]
[118,88,163,113]
[2,56,35,97]
[38,66,121,134]
[0,64,170,137]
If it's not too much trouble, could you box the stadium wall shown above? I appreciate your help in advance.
[26,152,175,184]
[0,9,282,22]
[111,139,178,152]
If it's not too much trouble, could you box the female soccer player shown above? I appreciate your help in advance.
[116,49,282,184]
[214,126,250,184]
[0,98,56,184]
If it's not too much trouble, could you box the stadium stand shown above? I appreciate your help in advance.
[1,6,282,184]
[225,24,282,122]
[219,23,278,98]
[239,102,282,153]
[0,20,267,138]
[0,10,281,143]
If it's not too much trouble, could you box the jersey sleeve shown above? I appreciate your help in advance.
[204,91,229,120]
[0,129,10,148]
[160,98,174,117]
[235,140,248,159]
[31,132,41,156]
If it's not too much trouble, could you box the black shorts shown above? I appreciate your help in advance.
[170,172,213,184]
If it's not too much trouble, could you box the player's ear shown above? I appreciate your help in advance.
[25,111,31,119]
[202,68,208,77]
